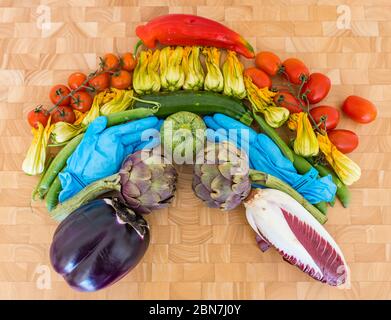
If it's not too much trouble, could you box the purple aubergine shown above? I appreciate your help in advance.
[50,198,149,292]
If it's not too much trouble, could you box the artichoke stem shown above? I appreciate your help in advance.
[49,173,121,222]
[249,169,327,225]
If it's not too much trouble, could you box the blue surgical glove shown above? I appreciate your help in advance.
[59,116,160,202]
[204,113,337,204]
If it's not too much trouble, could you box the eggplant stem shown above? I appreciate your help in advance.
[49,173,121,222]
[249,169,327,225]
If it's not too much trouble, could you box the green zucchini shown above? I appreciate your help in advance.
[134,90,253,126]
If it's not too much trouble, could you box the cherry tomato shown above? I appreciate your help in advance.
[301,73,331,104]
[111,70,132,90]
[51,106,76,124]
[27,106,50,129]
[244,67,272,89]
[273,92,302,113]
[101,53,119,71]
[49,84,71,106]
[328,129,359,154]
[68,72,87,91]
[121,52,137,72]
[309,105,340,131]
[89,72,110,92]
[281,58,310,85]
[255,51,281,76]
[70,92,93,113]
[342,95,377,124]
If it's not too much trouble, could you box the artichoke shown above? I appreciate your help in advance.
[119,149,178,214]
[50,149,178,221]
[192,141,251,211]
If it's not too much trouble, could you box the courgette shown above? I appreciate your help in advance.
[134,90,253,126]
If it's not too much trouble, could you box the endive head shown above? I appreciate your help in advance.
[317,133,361,185]
[222,50,246,99]
[291,112,319,157]
[203,47,224,92]
[183,46,204,90]
[22,118,53,176]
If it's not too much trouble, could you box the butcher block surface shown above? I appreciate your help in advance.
[0,0,390,299]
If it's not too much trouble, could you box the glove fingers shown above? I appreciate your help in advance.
[204,116,224,132]
[213,114,257,143]
[105,116,158,136]
[69,116,108,169]
[205,128,228,143]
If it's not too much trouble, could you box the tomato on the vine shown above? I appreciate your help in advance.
[70,92,93,113]
[328,129,359,154]
[244,67,272,89]
[101,53,119,71]
[342,95,377,124]
[49,84,71,106]
[301,73,331,104]
[27,106,50,129]
[88,72,110,92]
[273,92,302,113]
[309,105,340,131]
[68,72,87,91]
[280,58,310,85]
[255,51,281,76]
[121,52,137,72]
[51,106,76,124]
[111,70,132,90]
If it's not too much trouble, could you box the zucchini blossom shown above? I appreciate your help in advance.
[22,118,53,175]
[288,112,319,157]
[222,50,246,99]
[245,76,288,128]
[160,46,185,91]
[133,49,161,94]
[317,133,361,186]
[182,46,204,90]
[51,88,136,145]
[100,88,135,115]
[203,47,223,92]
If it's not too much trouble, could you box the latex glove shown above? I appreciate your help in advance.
[204,113,336,204]
[59,116,159,202]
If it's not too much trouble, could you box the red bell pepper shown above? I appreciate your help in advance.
[135,14,255,59]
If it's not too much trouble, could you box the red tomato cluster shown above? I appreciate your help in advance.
[249,50,378,154]
[27,52,137,127]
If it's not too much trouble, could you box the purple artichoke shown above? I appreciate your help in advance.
[119,149,178,214]
[192,141,251,211]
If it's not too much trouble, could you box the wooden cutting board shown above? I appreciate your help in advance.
[0,0,390,299]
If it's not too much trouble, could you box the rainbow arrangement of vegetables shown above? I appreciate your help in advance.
[22,14,377,292]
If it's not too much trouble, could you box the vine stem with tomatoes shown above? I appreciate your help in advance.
[48,68,107,113]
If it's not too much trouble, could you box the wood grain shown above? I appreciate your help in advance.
[1,0,390,299]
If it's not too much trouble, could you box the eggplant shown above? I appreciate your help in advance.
[50,198,149,292]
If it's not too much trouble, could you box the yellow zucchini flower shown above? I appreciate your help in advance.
[245,76,289,128]
[133,49,161,94]
[22,118,54,175]
[183,46,204,90]
[100,88,135,115]
[160,46,185,91]
[288,112,319,157]
[203,47,224,92]
[222,50,246,99]
[317,133,361,185]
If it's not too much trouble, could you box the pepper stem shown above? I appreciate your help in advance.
[49,173,121,222]
[249,169,327,225]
